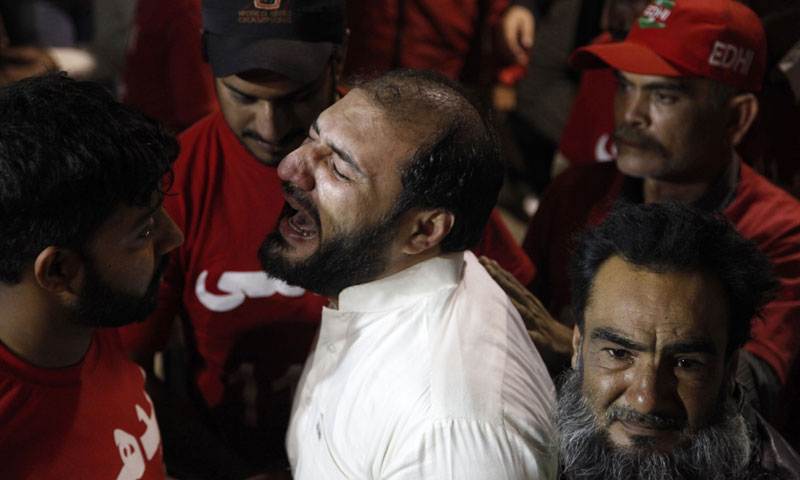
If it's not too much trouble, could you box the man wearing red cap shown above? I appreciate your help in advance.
[118,0,536,477]
[488,0,800,446]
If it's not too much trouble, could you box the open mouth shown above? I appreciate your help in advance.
[287,206,318,237]
[280,194,319,241]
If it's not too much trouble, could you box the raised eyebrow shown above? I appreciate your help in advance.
[590,327,646,352]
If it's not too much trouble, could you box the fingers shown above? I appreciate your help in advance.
[501,6,536,65]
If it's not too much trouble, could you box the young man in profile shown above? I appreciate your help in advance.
[0,73,183,478]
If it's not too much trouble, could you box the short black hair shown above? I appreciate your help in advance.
[356,69,503,253]
[570,202,779,357]
[0,73,178,284]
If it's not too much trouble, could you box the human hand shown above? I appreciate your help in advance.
[501,5,536,66]
[480,256,573,374]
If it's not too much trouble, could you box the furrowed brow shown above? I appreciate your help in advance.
[664,340,718,356]
[590,327,646,351]
[313,119,364,176]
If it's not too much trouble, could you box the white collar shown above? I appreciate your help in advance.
[334,251,466,313]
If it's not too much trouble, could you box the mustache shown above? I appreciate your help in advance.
[282,182,321,228]
[606,405,687,430]
[613,127,669,158]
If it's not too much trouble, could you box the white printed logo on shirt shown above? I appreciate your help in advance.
[115,395,160,480]
[195,270,306,312]
[594,133,617,162]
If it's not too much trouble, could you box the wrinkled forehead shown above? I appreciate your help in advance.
[584,256,730,350]
[317,90,421,174]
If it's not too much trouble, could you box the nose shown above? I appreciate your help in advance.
[154,207,184,255]
[253,100,290,143]
[277,146,315,192]
[624,360,678,415]
[617,89,650,129]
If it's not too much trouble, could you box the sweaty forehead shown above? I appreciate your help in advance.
[585,256,729,350]
[317,90,420,177]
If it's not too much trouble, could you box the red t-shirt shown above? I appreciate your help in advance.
[119,110,534,465]
[557,33,618,165]
[119,0,217,132]
[0,329,164,479]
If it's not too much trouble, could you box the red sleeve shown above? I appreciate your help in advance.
[472,208,535,285]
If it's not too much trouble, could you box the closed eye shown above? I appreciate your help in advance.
[330,159,350,180]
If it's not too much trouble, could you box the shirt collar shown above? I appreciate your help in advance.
[336,251,465,313]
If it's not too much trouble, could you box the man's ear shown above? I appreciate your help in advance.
[571,325,582,369]
[33,247,84,295]
[401,209,455,255]
[332,29,350,83]
[728,93,758,147]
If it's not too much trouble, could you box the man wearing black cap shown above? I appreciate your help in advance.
[486,0,800,448]
[119,0,535,477]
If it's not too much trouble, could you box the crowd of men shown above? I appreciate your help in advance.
[2,0,800,479]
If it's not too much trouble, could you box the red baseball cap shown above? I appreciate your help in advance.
[569,0,766,92]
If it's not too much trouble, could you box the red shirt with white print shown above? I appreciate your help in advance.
[0,328,164,479]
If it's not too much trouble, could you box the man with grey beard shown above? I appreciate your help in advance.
[555,203,800,480]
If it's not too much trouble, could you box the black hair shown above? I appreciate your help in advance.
[570,202,779,357]
[355,69,503,253]
[0,72,178,284]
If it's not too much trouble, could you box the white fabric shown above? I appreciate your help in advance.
[286,251,558,479]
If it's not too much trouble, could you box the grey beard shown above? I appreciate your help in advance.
[555,365,755,480]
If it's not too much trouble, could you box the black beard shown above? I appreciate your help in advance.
[72,254,170,327]
[258,203,403,299]
[555,364,755,480]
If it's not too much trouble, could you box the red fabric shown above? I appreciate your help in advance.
[478,208,536,286]
[120,0,217,132]
[343,0,511,81]
[558,33,618,166]
[522,160,800,433]
[0,329,164,479]
[570,0,766,92]
[118,109,533,464]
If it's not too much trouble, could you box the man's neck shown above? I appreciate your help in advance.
[326,248,443,309]
[0,286,95,368]
[643,155,739,207]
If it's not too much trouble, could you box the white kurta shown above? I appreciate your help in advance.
[286,251,557,479]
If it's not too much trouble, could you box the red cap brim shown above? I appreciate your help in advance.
[569,41,684,77]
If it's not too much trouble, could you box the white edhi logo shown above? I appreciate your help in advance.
[115,395,160,480]
[195,270,306,312]
[708,41,755,75]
